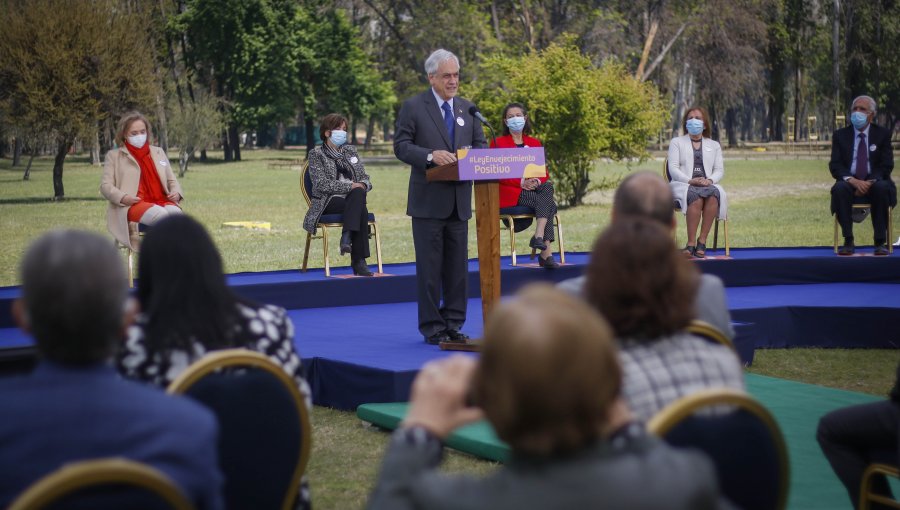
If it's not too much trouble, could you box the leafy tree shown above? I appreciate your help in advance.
[165,85,226,176]
[470,41,668,206]
[0,0,157,198]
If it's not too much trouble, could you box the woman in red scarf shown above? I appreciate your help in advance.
[101,111,183,251]
[489,103,559,268]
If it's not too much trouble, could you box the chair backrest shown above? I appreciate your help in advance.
[647,388,790,510]
[167,349,312,510]
[686,319,736,352]
[860,463,900,510]
[7,458,194,510]
[300,160,312,207]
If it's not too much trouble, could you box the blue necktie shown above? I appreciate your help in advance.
[855,133,868,181]
[441,102,455,150]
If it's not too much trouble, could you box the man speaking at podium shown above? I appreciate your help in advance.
[394,49,487,345]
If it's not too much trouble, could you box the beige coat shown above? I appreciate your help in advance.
[100,146,182,250]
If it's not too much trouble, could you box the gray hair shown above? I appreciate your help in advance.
[851,95,877,113]
[424,49,459,76]
[20,230,128,364]
[613,171,675,227]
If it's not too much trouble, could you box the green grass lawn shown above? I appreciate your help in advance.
[2,149,898,509]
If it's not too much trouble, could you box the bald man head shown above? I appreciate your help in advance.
[612,171,676,230]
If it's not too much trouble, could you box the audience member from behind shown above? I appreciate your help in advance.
[558,171,734,340]
[584,218,744,422]
[0,230,222,509]
[489,102,560,268]
[367,284,728,510]
[303,113,375,276]
[100,111,183,252]
[829,95,896,256]
[667,106,727,258]
[817,361,900,509]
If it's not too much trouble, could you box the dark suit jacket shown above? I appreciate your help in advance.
[394,89,487,220]
[0,362,223,509]
[829,124,895,183]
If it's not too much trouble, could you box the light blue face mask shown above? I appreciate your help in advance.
[506,116,526,133]
[850,111,869,130]
[330,129,347,147]
[686,118,704,136]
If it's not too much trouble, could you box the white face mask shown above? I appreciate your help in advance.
[127,133,147,148]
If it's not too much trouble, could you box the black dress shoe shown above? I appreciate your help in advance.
[529,236,546,250]
[445,329,469,342]
[340,231,352,255]
[837,242,855,256]
[424,331,450,345]
[538,254,559,269]
[874,244,890,256]
[352,258,373,276]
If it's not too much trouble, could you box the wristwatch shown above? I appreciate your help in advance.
[426,152,434,163]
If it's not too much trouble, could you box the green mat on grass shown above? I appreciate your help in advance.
[356,373,883,510]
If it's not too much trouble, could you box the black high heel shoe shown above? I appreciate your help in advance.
[340,231,352,255]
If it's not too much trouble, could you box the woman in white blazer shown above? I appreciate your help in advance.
[666,106,727,258]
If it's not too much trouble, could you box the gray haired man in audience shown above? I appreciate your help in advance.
[367,284,730,510]
[558,171,734,340]
[0,230,223,509]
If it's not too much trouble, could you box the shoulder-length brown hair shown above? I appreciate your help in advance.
[472,283,621,456]
[584,218,698,341]
[319,113,348,142]
[500,102,533,137]
[115,111,153,147]
[682,106,711,138]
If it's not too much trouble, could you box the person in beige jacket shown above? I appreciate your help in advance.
[100,111,183,251]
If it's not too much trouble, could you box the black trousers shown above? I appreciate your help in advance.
[831,180,892,244]
[323,187,370,261]
[411,216,468,337]
[817,400,900,509]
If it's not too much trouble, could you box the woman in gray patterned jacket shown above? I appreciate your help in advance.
[302,113,374,276]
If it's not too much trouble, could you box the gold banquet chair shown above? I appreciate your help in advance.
[300,161,383,276]
[167,349,311,510]
[498,206,565,266]
[686,319,736,352]
[860,463,900,510]
[647,388,789,510]
[663,158,730,256]
[832,201,894,254]
[8,458,194,510]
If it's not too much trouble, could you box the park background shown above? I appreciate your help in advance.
[1,1,899,508]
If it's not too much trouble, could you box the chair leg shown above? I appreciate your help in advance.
[713,219,719,251]
[322,227,331,277]
[127,248,134,288]
[889,206,894,254]
[555,214,565,264]
[301,233,312,272]
[372,222,383,274]
[723,219,729,257]
[509,221,518,267]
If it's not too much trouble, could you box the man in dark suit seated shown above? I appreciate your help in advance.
[394,48,487,345]
[829,95,896,256]
[367,284,730,510]
[0,230,223,509]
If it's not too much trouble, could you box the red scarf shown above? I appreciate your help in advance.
[125,142,173,222]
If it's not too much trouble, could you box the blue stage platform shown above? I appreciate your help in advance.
[1,247,898,410]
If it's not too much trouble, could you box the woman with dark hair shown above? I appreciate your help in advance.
[666,106,728,258]
[489,103,560,269]
[116,214,312,508]
[100,111,183,251]
[302,113,374,276]
[584,217,743,422]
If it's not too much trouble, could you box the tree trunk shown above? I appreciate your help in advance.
[228,125,241,161]
[156,92,169,153]
[709,103,720,142]
[351,117,359,146]
[200,149,207,162]
[179,146,193,177]
[52,139,71,199]
[23,147,37,181]
[832,0,841,132]
[90,130,101,166]
[12,136,22,166]
[223,129,233,162]
[490,0,502,41]
[635,18,660,80]
[794,65,802,141]
[725,108,738,147]
[305,116,316,154]
[365,117,375,149]
[275,122,286,150]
